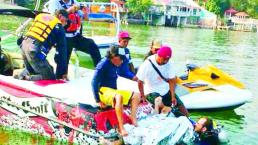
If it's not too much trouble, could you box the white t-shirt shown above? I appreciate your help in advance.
[46,0,79,14]
[136,55,176,96]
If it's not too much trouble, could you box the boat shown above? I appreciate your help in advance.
[176,64,252,110]
[0,2,195,144]
[118,64,252,110]
[0,71,195,144]
[43,2,120,49]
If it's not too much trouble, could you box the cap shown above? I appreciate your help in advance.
[55,9,69,19]
[106,45,123,58]
[157,46,172,59]
[151,39,162,49]
[118,31,131,39]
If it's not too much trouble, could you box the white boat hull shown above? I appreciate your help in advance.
[0,67,252,110]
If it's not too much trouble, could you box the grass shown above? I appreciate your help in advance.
[0,126,75,145]
[0,15,26,32]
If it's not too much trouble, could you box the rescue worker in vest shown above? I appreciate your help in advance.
[47,0,101,67]
[16,10,69,81]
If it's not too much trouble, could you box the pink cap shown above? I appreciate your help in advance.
[157,46,172,59]
[118,31,132,39]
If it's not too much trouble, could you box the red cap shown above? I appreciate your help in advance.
[118,31,131,39]
[157,46,172,59]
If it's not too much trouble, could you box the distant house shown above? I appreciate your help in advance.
[230,12,257,32]
[151,0,202,27]
[199,9,217,28]
[224,7,238,19]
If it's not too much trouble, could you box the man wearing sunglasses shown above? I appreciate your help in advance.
[137,46,188,116]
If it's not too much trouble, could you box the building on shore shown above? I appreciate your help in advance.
[149,0,216,28]
[224,8,257,32]
[231,12,257,32]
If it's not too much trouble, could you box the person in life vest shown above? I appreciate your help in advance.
[16,10,69,81]
[193,117,219,145]
[47,0,101,68]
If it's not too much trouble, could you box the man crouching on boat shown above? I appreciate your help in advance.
[137,46,189,116]
[16,10,69,81]
[91,45,140,136]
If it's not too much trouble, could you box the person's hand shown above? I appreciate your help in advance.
[141,95,147,103]
[171,96,177,106]
[61,74,69,81]
[98,102,106,109]
[132,76,138,81]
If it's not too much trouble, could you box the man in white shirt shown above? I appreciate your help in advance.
[137,46,188,116]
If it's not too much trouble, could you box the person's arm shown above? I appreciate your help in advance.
[129,62,136,74]
[91,59,105,103]
[118,60,136,80]
[138,80,146,102]
[136,61,147,101]
[168,77,177,106]
[168,60,177,106]
[54,24,68,80]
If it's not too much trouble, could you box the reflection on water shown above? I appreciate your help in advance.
[1,25,258,144]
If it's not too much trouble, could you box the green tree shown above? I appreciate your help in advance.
[205,0,221,16]
[126,0,153,14]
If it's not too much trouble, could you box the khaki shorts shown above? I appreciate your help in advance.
[99,87,133,106]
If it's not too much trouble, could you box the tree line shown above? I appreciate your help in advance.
[198,0,258,18]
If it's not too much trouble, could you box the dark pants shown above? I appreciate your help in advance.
[66,34,101,67]
[19,38,55,81]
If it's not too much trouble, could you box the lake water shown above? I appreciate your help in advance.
[0,25,258,145]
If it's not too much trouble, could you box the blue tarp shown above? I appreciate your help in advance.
[88,13,115,22]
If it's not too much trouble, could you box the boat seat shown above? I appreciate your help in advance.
[79,103,115,114]
[182,82,208,88]
[179,74,188,80]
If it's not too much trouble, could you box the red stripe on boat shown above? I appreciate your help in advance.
[34,80,66,87]
[0,80,44,98]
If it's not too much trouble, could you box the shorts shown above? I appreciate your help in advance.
[146,91,184,107]
[99,87,133,106]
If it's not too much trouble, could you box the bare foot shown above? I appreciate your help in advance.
[119,129,128,136]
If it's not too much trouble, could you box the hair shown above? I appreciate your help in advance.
[199,117,219,145]
[55,9,68,18]
[106,45,122,59]
[202,117,214,131]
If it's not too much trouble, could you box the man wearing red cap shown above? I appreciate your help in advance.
[118,31,137,81]
[137,46,188,116]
